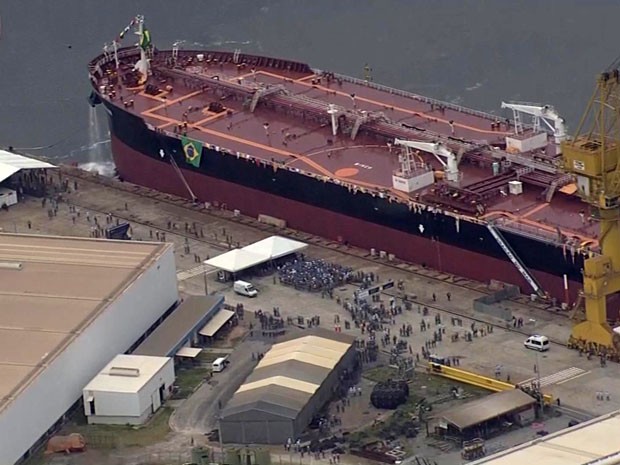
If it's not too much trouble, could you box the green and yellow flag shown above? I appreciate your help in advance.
[140,29,151,50]
[181,136,203,168]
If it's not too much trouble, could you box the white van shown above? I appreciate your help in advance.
[212,356,229,373]
[524,335,550,352]
[234,280,258,297]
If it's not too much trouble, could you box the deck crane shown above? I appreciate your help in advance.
[561,64,620,355]
[501,101,567,152]
[393,139,461,183]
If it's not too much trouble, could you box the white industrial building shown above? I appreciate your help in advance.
[83,354,175,425]
[0,234,178,464]
[471,409,620,465]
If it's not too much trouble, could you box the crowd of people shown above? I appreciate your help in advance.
[277,258,353,295]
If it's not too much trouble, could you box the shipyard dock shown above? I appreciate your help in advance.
[2,165,620,465]
[2,164,618,407]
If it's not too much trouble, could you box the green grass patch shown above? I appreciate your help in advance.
[196,351,229,364]
[174,367,211,398]
[363,366,400,383]
[71,407,173,449]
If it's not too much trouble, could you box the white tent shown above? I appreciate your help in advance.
[204,249,269,273]
[0,150,56,183]
[242,236,308,260]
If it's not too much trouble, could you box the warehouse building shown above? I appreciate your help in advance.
[133,295,227,358]
[0,234,178,464]
[82,354,175,425]
[220,330,357,444]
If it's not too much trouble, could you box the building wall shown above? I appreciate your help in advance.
[136,358,175,418]
[220,343,358,445]
[294,344,358,438]
[83,359,174,425]
[168,296,224,356]
[220,416,294,444]
[85,390,139,418]
[0,246,178,465]
[86,410,151,426]
[514,405,536,426]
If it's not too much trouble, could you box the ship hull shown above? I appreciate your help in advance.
[104,102,584,303]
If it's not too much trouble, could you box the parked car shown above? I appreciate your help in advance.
[524,334,550,352]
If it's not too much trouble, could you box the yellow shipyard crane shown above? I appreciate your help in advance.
[562,63,620,354]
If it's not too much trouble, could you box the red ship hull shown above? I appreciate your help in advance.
[112,135,579,303]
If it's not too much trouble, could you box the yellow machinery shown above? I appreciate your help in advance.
[562,67,620,354]
[427,362,553,405]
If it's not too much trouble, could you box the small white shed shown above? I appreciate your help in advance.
[82,354,175,425]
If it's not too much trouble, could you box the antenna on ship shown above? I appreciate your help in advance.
[364,63,372,82]
[233,49,241,64]
[172,41,180,66]
[327,104,339,136]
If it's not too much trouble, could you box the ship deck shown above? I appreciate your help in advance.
[90,48,598,250]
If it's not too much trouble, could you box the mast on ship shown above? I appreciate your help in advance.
[133,15,151,83]
[105,15,151,83]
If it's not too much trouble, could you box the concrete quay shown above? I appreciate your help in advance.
[1,165,618,420]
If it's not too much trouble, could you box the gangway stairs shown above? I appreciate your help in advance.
[487,223,546,298]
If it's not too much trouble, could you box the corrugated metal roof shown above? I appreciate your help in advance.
[224,385,311,420]
[268,342,344,361]
[442,389,536,430]
[133,295,223,356]
[224,400,298,420]
[222,332,355,422]
[199,309,235,337]
[258,351,338,369]
[0,233,170,413]
[470,411,620,465]
[256,335,351,371]
[0,150,55,183]
[237,376,319,395]
[248,360,330,386]
[272,335,351,353]
[176,347,202,358]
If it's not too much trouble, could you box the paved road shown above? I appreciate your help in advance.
[169,339,269,434]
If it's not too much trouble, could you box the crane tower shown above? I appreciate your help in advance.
[561,66,620,354]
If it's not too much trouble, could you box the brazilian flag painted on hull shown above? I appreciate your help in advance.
[181,136,203,168]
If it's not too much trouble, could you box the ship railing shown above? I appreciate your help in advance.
[159,125,410,206]
[89,47,140,73]
[493,217,585,249]
[321,70,535,129]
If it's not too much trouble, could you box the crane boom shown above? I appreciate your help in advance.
[393,139,460,183]
[501,101,567,146]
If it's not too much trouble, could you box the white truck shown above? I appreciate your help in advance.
[0,188,18,208]
[212,356,229,373]
[234,280,258,297]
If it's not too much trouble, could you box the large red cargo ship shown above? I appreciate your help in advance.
[89,17,597,304]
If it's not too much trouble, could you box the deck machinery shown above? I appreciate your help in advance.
[562,65,620,355]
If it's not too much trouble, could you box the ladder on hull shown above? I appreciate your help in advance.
[169,154,198,203]
[486,223,546,298]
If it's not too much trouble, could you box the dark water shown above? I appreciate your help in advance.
[1,0,619,166]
